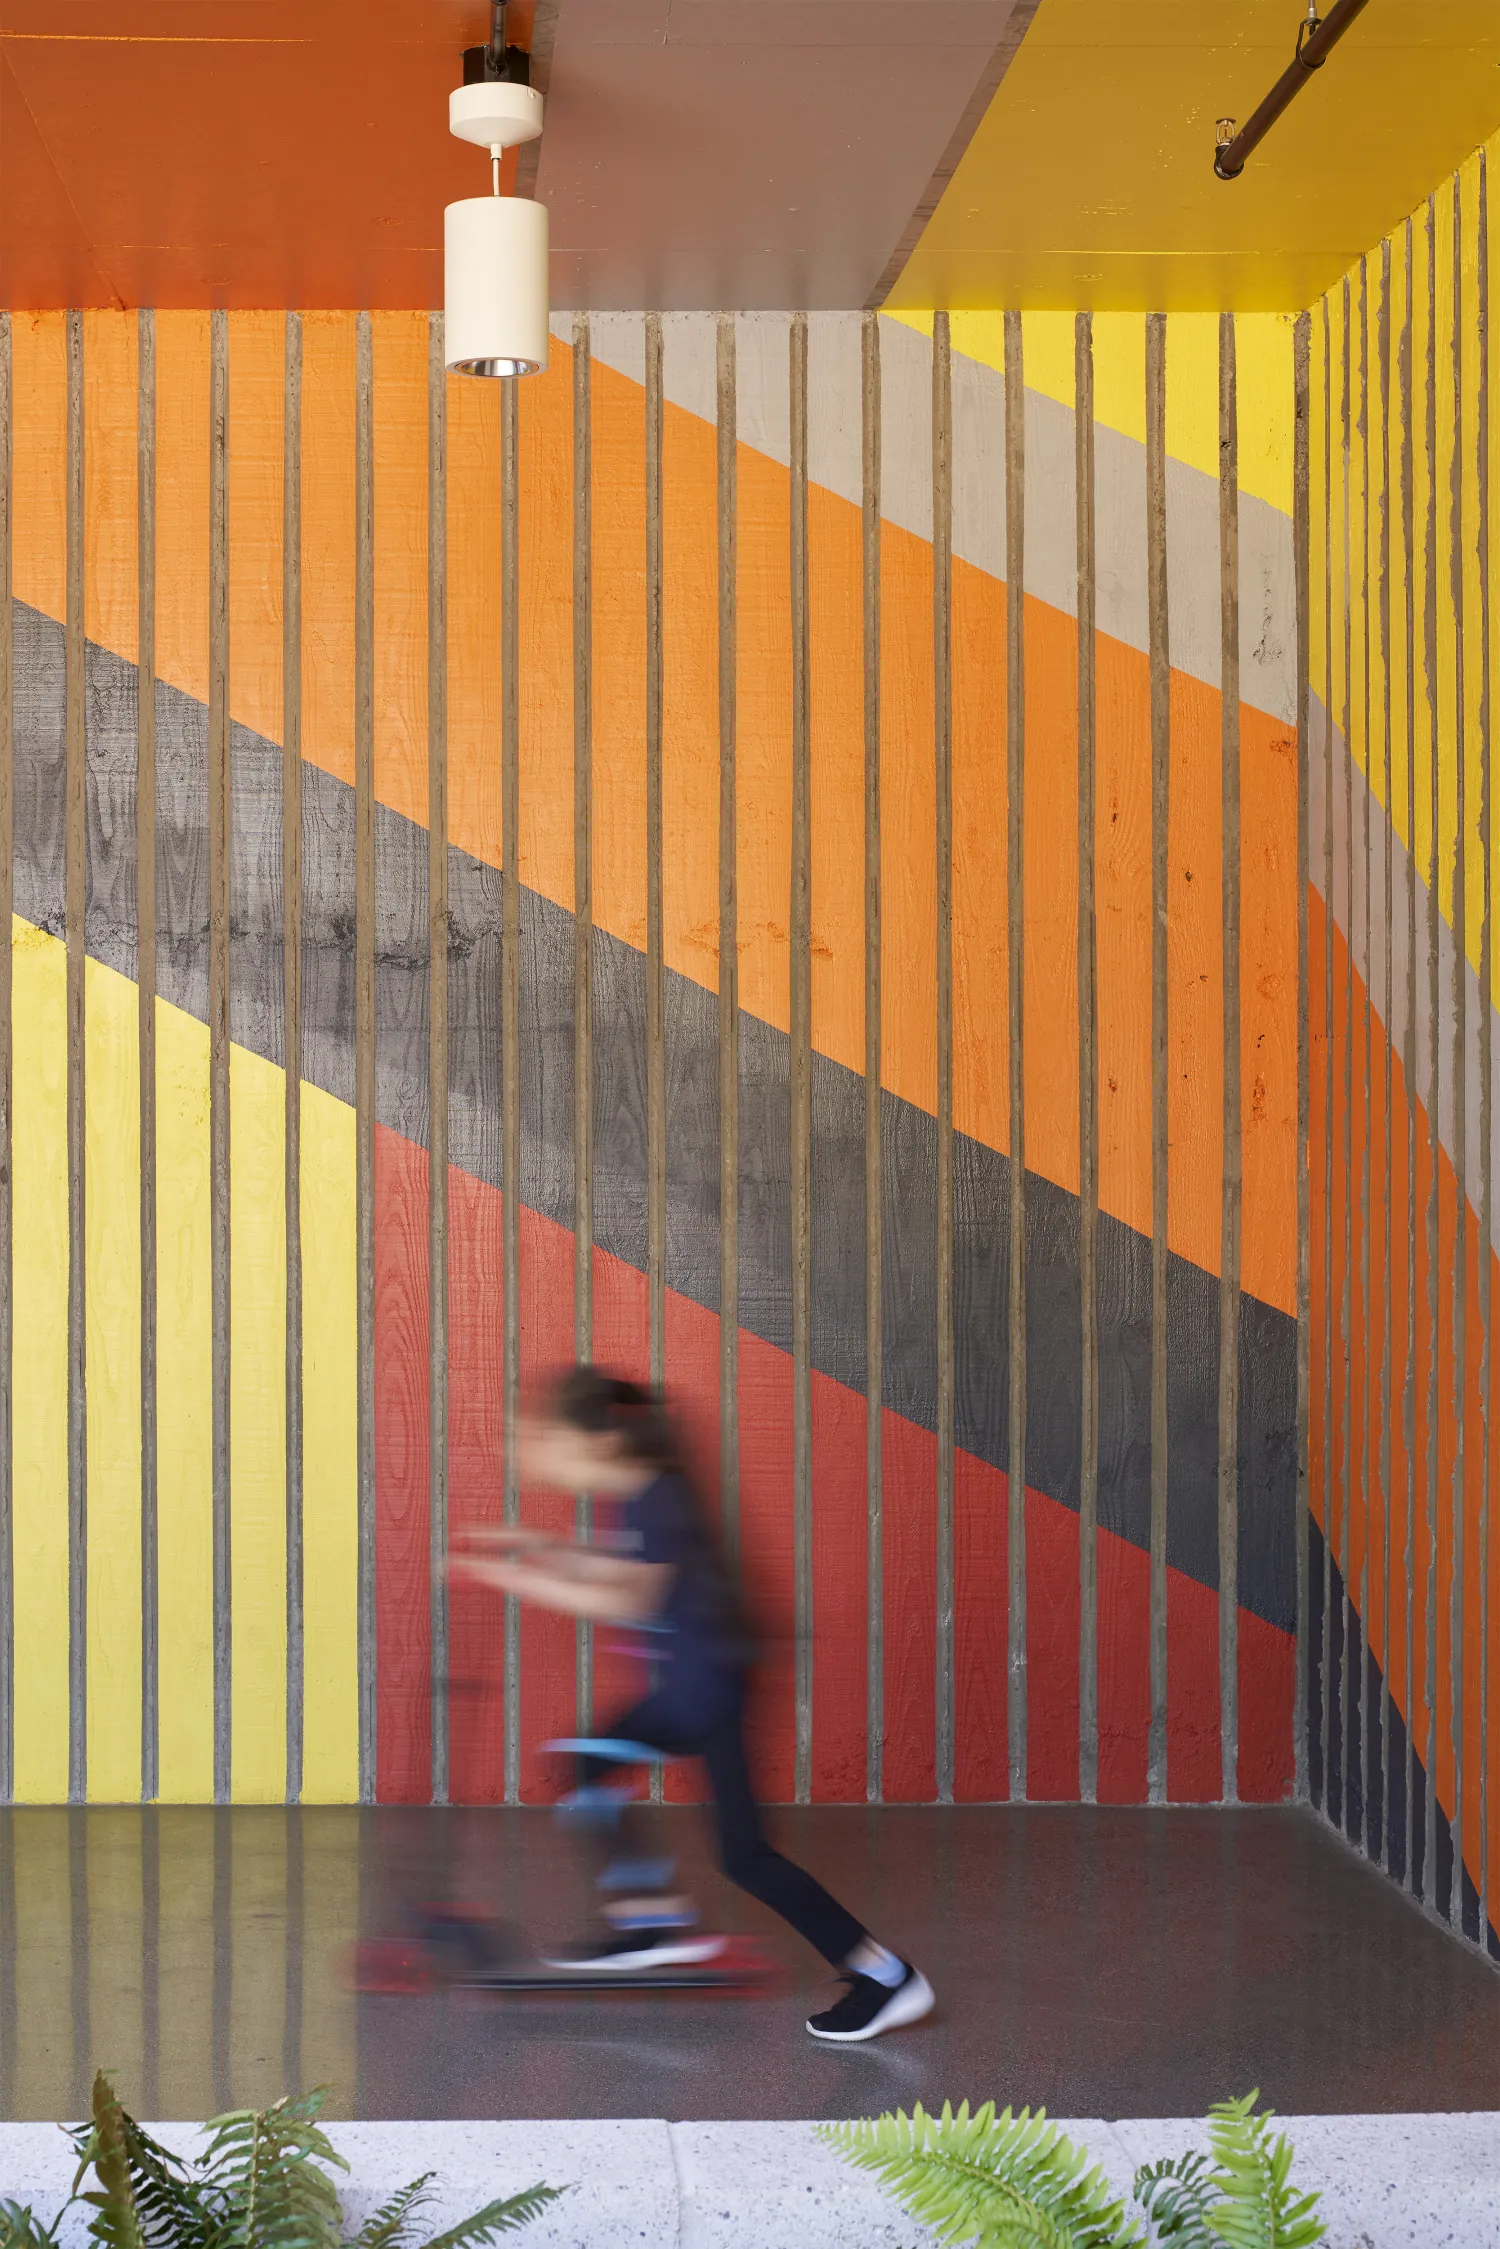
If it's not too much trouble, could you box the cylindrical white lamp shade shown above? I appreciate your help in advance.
[444,195,549,377]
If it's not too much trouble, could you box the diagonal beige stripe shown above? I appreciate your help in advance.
[575,311,1298,725]
[1311,692,1500,1257]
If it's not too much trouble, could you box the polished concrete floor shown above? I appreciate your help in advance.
[0,1803,1496,2121]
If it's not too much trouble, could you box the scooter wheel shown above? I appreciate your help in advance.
[349,1938,441,1995]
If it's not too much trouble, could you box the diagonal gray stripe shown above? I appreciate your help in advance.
[10,595,1297,1635]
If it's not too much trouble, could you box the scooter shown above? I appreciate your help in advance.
[351,1737,777,1997]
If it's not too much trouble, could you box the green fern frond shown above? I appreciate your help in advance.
[196,2093,347,2249]
[1131,2151,1219,2245]
[350,2178,436,2249]
[81,2071,149,2249]
[71,2072,211,2249]
[0,2201,64,2249]
[63,2079,562,2249]
[68,2090,208,2249]
[418,2186,566,2249]
[820,2104,1144,2249]
[1203,2094,1325,2249]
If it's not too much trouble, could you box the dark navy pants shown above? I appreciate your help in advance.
[582,1690,866,1966]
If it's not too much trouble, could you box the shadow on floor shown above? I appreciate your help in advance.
[0,1802,1495,2121]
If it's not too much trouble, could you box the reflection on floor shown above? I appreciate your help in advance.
[0,1803,1496,2122]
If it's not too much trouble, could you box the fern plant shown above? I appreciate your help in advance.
[58,2075,562,2249]
[821,2090,1325,2249]
[0,2205,65,2249]
[821,2103,1145,2248]
[1135,2093,1324,2249]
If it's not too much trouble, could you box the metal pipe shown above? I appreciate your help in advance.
[1214,0,1372,180]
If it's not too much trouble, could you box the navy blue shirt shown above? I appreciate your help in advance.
[620,1472,744,1721]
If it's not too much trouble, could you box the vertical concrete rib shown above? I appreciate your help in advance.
[862,311,884,1804]
[1447,178,1467,1926]
[1477,151,1492,1944]
[1294,307,1312,1805]
[1146,313,1170,1805]
[572,315,594,1735]
[1338,274,1353,1843]
[137,312,158,1803]
[1398,222,1418,1889]
[208,309,231,1805]
[1076,312,1100,1807]
[1423,198,1440,1907]
[933,311,955,1806]
[790,314,813,1805]
[501,375,521,1804]
[65,310,87,1804]
[1004,308,1028,1803]
[354,312,377,1802]
[645,316,666,1392]
[1377,245,1394,1866]
[716,316,740,1573]
[283,313,304,1805]
[0,313,12,1803]
[1321,300,1336,1817]
[428,313,449,1806]
[1218,312,1242,1805]
[1357,261,1373,1858]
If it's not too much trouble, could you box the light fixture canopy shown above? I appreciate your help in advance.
[443,50,549,376]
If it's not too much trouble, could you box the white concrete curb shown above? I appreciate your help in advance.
[0,2114,1496,2246]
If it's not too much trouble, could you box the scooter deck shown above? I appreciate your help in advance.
[352,1929,774,1996]
[457,1951,769,1993]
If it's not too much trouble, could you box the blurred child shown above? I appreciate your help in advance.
[452,1366,934,2044]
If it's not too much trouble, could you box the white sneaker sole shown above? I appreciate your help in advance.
[806,1970,936,2042]
[539,1934,728,1973]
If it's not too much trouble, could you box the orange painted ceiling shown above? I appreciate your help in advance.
[0,0,1025,310]
[1,1,535,308]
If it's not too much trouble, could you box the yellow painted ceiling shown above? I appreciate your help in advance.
[888,0,1500,312]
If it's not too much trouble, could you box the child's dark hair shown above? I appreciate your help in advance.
[549,1366,680,1469]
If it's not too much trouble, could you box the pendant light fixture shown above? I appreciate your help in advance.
[445,2,548,376]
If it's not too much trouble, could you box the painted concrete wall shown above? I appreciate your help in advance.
[0,305,1298,1805]
[1308,128,1500,1954]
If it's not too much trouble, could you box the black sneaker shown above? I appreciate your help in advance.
[806,1963,935,2042]
[537,1929,728,1972]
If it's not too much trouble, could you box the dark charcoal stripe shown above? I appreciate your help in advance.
[11,598,1298,1633]
[156,676,211,1028]
[881,1090,937,1437]
[954,1127,1008,1468]
[1310,1516,1490,1952]
[1166,1248,1222,1599]
[665,964,720,1315]
[740,1007,792,1361]
[1026,1175,1082,1516]
[1240,1290,1299,1639]
[84,641,139,982]
[302,761,356,1111]
[517,876,573,1236]
[447,842,504,1190]
[14,602,66,937]
[1095,1213,1151,1553]
[374,790,429,1153]
[229,723,285,1068]
[593,928,649,1282]
[812,1030,866,1398]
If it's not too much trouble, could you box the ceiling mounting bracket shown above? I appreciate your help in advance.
[1295,3,1326,66]
[464,0,530,87]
